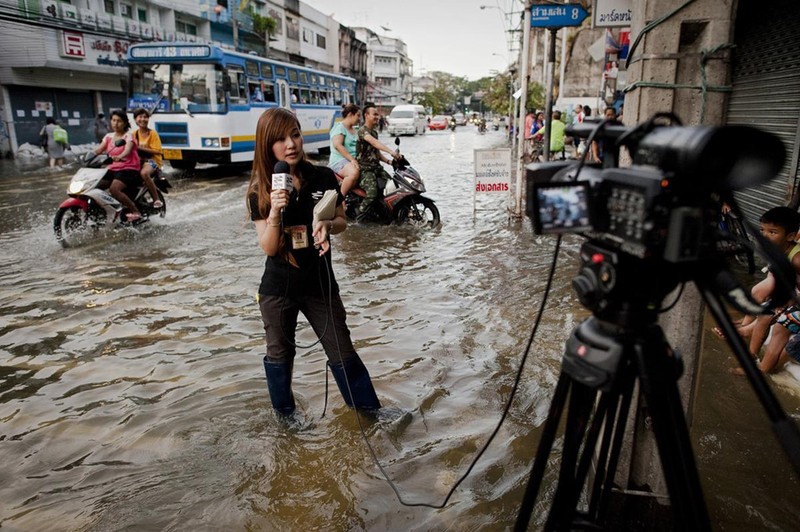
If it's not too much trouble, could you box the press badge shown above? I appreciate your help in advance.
[286,225,309,249]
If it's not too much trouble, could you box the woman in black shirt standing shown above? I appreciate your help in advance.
[247,108,381,416]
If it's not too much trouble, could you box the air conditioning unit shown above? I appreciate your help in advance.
[40,0,59,19]
[97,13,112,30]
[141,23,153,39]
[60,3,79,23]
[127,20,140,36]
[80,8,96,27]
[175,32,187,41]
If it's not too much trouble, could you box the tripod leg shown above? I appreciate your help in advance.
[544,380,599,530]
[634,330,711,530]
[514,372,571,532]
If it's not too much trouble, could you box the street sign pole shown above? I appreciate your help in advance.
[528,3,589,162]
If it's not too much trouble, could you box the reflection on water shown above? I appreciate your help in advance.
[0,130,798,530]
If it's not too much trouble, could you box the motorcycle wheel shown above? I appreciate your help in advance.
[54,204,107,248]
[395,196,440,229]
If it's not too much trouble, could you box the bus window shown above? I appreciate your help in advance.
[288,69,298,83]
[299,88,310,104]
[310,90,319,104]
[262,64,273,78]
[264,82,276,103]
[299,71,308,84]
[334,90,342,106]
[311,73,318,84]
[318,75,325,86]
[274,65,286,77]
[246,60,260,78]
[248,80,264,102]
[227,66,247,104]
[290,88,299,103]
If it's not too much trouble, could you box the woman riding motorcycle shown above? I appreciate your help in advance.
[92,110,143,222]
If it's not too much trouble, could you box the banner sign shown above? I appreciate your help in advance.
[474,148,511,193]
[593,0,633,28]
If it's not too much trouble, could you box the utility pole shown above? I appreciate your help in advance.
[513,4,532,218]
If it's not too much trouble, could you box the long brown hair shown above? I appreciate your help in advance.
[247,108,306,219]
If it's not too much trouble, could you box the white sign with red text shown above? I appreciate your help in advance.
[474,148,511,194]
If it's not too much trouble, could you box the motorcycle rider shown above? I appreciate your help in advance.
[92,110,143,222]
[355,102,400,219]
[132,108,164,209]
[449,116,457,131]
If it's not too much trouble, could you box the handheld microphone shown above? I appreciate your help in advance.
[272,161,292,226]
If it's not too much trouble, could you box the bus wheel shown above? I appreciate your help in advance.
[170,161,196,171]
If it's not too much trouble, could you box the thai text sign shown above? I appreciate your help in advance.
[593,0,633,28]
[474,149,511,193]
[530,3,588,28]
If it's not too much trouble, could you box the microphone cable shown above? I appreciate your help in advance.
[320,230,564,508]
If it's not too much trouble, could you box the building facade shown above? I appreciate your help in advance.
[0,0,373,157]
[353,27,413,113]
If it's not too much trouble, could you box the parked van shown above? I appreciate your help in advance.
[387,104,427,136]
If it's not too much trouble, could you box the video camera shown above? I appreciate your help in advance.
[526,114,785,263]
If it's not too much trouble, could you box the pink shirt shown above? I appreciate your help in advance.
[103,133,140,172]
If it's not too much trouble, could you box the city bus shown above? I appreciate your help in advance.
[126,42,357,170]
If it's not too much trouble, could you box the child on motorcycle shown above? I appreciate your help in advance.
[132,108,164,209]
[92,110,143,222]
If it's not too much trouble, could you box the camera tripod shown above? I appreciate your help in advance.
[514,242,800,531]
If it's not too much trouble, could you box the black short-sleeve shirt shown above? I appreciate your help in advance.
[249,161,344,297]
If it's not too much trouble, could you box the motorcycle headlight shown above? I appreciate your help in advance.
[69,181,85,194]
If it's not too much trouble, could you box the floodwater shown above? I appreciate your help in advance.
[0,127,798,530]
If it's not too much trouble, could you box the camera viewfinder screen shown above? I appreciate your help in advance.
[534,182,592,234]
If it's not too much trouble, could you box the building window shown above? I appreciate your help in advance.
[286,15,299,40]
[104,0,114,15]
[137,8,147,22]
[268,8,283,36]
[316,34,326,49]
[120,3,132,18]
[176,21,197,36]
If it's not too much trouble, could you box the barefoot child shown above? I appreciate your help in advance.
[734,207,800,374]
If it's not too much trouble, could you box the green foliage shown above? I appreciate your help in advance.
[414,70,545,116]
[250,11,277,39]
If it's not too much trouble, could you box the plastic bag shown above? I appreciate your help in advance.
[53,126,68,144]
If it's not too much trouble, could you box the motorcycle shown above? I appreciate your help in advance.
[54,145,171,247]
[478,119,487,134]
[449,120,457,132]
[337,138,440,228]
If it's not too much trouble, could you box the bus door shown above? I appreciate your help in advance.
[276,79,291,109]
[342,89,350,105]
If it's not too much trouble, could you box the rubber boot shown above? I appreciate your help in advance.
[328,357,381,411]
[263,358,296,416]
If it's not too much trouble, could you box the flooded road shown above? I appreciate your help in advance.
[0,127,798,530]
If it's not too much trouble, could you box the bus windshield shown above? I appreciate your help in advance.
[129,63,225,113]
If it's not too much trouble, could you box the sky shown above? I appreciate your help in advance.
[303,0,523,80]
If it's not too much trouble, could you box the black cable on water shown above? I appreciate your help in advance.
[326,233,564,508]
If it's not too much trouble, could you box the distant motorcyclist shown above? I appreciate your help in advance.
[449,116,457,131]
[356,102,401,219]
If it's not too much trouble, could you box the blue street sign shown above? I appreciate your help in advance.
[530,3,589,28]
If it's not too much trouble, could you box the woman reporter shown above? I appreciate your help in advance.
[247,107,381,416]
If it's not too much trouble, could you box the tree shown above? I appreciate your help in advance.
[249,10,277,48]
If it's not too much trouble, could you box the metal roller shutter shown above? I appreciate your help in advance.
[727,0,800,223]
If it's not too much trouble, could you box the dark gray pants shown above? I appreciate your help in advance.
[258,293,358,365]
